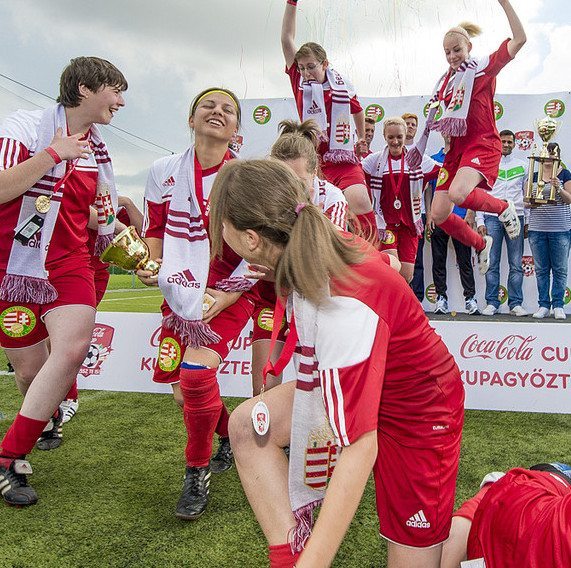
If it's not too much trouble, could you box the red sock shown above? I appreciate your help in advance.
[268,543,301,568]
[353,211,379,246]
[65,381,78,401]
[179,367,223,468]
[438,213,485,251]
[215,404,230,438]
[458,187,507,215]
[0,413,49,460]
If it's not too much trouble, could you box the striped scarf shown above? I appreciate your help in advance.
[0,104,116,304]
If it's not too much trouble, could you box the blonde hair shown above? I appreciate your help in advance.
[209,160,363,303]
[445,21,482,42]
[295,42,327,63]
[271,120,321,174]
[383,116,407,135]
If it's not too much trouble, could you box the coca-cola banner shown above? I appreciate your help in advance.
[78,313,569,414]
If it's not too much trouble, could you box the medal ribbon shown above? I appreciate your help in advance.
[388,152,406,208]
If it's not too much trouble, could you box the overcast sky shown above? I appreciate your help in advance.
[1,0,570,204]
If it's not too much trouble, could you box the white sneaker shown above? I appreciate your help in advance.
[434,295,449,314]
[60,399,79,424]
[465,297,480,315]
[482,304,497,316]
[554,308,567,320]
[498,200,521,239]
[477,236,493,275]
[532,307,550,319]
[510,305,528,317]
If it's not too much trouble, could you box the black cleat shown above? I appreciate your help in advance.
[175,466,211,520]
[0,459,38,507]
[36,408,63,451]
[209,437,233,474]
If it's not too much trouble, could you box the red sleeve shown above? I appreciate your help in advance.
[350,95,363,115]
[378,252,391,266]
[424,164,440,183]
[116,207,130,226]
[285,64,300,93]
[0,138,29,170]
[484,39,513,77]
[142,199,167,239]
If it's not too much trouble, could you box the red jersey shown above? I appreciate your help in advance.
[142,150,242,287]
[443,39,513,155]
[298,242,463,447]
[0,133,97,272]
[467,468,571,567]
[286,65,363,158]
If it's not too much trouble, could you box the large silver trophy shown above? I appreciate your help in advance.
[524,117,561,205]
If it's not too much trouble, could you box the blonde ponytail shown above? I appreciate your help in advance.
[446,21,482,42]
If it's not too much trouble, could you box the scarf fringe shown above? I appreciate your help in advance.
[0,274,57,304]
[163,312,221,349]
[94,234,114,258]
[215,277,254,293]
[322,149,359,165]
[414,217,424,237]
[289,500,322,553]
[405,147,423,170]
[431,116,467,138]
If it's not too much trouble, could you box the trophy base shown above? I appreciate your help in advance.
[534,199,548,205]
[547,199,558,205]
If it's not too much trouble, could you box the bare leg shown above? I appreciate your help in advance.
[171,382,183,408]
[20,305,95,420]
[448,168,485,206]
[5,341,49,396]
[251,339,284,396]
[343,183,373,215]
[229,381,295,544]
[440,516,471,568]
[387,541,443,568]
[430,191,455,226]
[400,261,415,283]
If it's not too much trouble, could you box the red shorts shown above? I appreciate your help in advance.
[320,160,366,190]
[435,141,501,193]
[152,295,255,384]
[94,268,110,306]
[252,281,287,342]
[0,263,96,349]
[379,224,419,264]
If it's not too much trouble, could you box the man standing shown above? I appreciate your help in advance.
[477,129,528,316]
[0,57,127,506]
[356,116,375,160]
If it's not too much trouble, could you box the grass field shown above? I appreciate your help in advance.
[1,276,570,567]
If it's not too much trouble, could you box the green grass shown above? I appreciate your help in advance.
[1,278,570,566]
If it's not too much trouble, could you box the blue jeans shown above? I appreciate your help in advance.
[528,230,571,309]
[484,215,524,309]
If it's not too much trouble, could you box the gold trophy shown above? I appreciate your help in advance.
[525,117,561,205]
[100,225,160,275]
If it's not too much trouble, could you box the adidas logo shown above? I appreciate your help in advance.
[406,509,431,529]
[471,157,481,165]
[307,100,321,114]
[163,176,175,187]
[167,269,200,289]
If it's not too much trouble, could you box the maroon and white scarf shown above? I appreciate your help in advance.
[301,67,359,165]
[407,55,488,169]
[370,146,424,237]
[0,104,116,304]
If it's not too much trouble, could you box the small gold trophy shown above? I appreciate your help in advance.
[524,117,561,205]
[100,226,160,275]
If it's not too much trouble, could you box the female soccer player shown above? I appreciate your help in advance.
[209,159,464,568]
[362,117,439,282]
[280,0,378,243]
[138,88,257,520]
[412,0,526,274]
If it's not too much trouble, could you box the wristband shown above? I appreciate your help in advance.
[45,146,62,165]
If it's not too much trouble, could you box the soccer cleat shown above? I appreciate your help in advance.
[477,236,493,275]
[510,305,528,317]
[498,200,521,239]
[465,297,479,315]
[209,437,233,474]
[36,408,63,451]
[481,304,497,316]
[532,307,550,319]
[60,399,79,424]
[0,459,38,507]
[175,466,211,520]
[553,308,567,320]
[433,295,449,315]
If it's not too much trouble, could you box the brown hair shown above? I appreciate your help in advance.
[364,116,376,126]
[58,57,127,108]
[209,160,363,303]
[401,113,418,125]
[383,116,407,135]
[271,120,321,174]
[188,87,242,127]
[295,42,327,63]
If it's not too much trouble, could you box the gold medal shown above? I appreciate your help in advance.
[35,195,51,214]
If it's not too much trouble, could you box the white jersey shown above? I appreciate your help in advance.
[312,178,348,229]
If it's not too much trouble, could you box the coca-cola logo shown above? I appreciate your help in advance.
[460,333,535,361]
[150,326,161,347]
